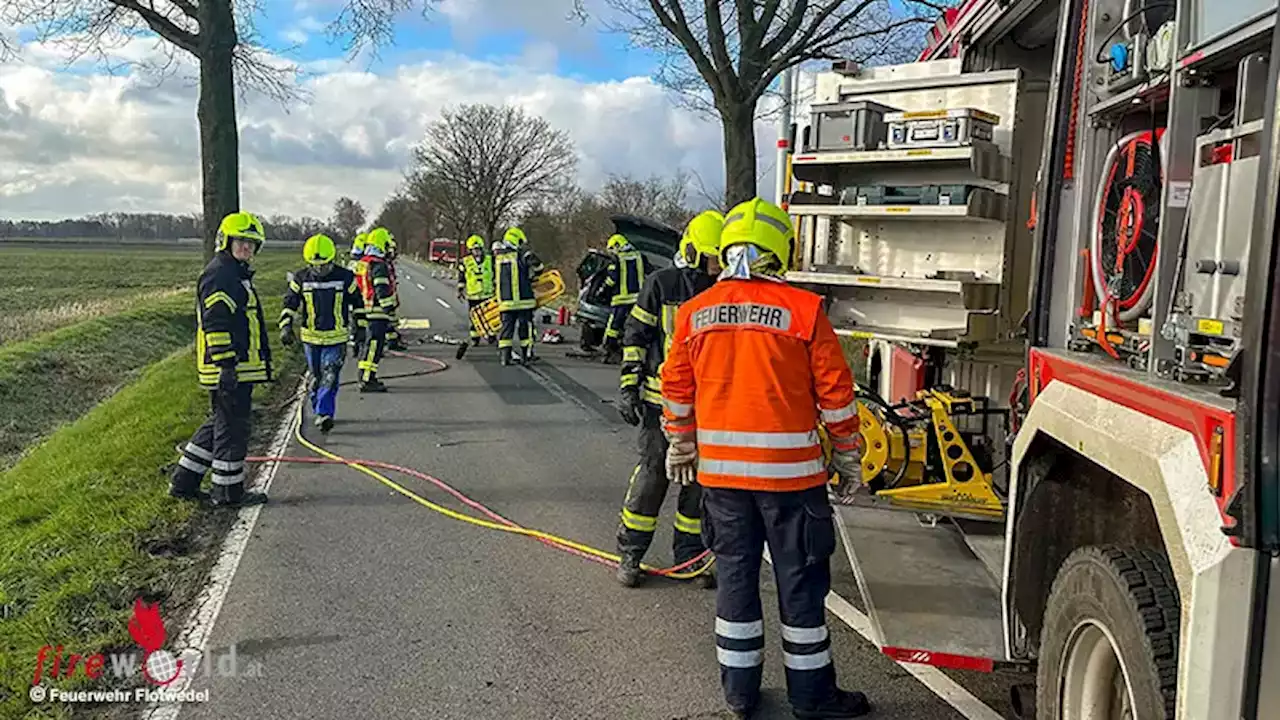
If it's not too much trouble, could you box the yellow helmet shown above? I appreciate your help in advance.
[720,198,795,270]
[466,234,485,250]
[303,234,337,266]
[366,227,393,253]
[215,211,266,253]
[679,211,724,266]
[606,234,630,252]
[504,227,527,246]
[352,233,367,256]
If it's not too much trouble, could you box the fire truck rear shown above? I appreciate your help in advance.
[782,1,1280,717]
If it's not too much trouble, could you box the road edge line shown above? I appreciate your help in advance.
[761,547,1003,720]
[139,381,305,720]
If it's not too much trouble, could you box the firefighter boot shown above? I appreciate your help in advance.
[499,347,513,366]
[360,378,388,393]
[696,566,717,590]
[616,554,644,587]
[314,415,334,433]
[168,470,209,502]
[210,483,268,508]
[792,690,872,719]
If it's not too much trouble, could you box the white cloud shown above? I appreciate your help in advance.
[1,37,782,222]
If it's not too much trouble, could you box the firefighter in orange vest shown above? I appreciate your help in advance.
[358,227,397,392]
[661,198,869,720]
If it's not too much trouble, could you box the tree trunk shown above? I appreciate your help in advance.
[721,103,759,208]
[196,0,240,260]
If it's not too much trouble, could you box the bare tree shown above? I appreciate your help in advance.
[0,0,436,258]
[599,171,696,229]
[331,196,367,241]
[407,104,578,242]
[573,0,937,205]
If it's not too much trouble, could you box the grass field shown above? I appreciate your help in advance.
[0,244,307,718]
[0,246,300,469]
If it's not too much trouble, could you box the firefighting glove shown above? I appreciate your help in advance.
[665,431,698,486]
[615,387,642,426]
[828,435,865,503]
[217,364,239,394]
[280,325,295,347]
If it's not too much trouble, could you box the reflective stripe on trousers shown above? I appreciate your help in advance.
[702,485,838,707]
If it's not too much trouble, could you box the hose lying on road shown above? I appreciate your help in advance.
[249,349,713,580]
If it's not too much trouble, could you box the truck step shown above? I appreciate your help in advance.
[834,504,1006,671]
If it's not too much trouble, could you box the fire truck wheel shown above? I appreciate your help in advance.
[1035,546,1180,720]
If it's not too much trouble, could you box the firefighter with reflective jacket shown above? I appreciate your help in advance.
[357,227,397,392]
[494,227,545,366]
[456,234,496,345]
[280,233,362,433]
[661,198,870,720]
[601,234,646,364]
[613,210,724,589]
[385,237,409,351]
[348,233,369,359]
[168,212,273,508]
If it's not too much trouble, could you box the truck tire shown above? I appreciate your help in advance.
[1035,546,1180,720]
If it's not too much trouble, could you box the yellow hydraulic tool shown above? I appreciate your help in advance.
[824,387,1006,522]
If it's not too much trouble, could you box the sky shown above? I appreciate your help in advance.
[0,0,799,222]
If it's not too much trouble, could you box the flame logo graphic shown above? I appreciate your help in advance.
[128,598,183,685]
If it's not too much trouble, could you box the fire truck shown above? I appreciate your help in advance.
[781,0,1279,717]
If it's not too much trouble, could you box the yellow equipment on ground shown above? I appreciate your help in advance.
[468,269,566,339]
[823,387,1006,522]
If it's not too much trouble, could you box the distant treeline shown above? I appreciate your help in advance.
[0,213,339,244]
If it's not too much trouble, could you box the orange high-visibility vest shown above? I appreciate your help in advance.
[661,278,860,492]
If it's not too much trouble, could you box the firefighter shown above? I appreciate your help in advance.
[614,210,724,589]
[280,233,362,433]
[494,227,544,366]
[456,234,496,345]
[168,211,273,508]
[385,236,409,352]
[349,233,369,359]
[600,234,645,364]
[661,198,870,719]
[358,227,397,392]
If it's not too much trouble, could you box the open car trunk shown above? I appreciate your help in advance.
[574,214,681,328]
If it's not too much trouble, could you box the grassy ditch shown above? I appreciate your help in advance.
[0,251,299,470]
[0,317,304,719]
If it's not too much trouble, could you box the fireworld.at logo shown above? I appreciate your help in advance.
[33,598,183,686]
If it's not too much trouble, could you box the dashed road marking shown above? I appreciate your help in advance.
[416,283,426,291]
[436,298,451,309]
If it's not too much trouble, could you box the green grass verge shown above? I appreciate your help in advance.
[0,319,304,719]
[0,252,300,470]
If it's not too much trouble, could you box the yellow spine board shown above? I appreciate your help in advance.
[468,270,566,338]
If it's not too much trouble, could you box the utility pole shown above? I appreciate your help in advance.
[775,66,795,208]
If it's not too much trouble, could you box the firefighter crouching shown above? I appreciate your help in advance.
[661,198,870,719]
[168,211,273,508]
[614,210,724,589]
[357,227,397,392]
[280,233,362,433]
[456,234,496,346]
[494,227,545,366]
[601,234,645,364]
[348,233,369,359]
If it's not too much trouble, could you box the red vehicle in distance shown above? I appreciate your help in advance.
[428,238,457,264]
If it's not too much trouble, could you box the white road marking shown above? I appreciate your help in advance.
[416,283,426,291]
[761,547,1003,720]
[141,384,305,720]
[435,298,451,309]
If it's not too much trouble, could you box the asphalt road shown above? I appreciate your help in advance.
[178,260,1024,720]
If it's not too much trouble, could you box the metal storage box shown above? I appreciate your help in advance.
[885,108,1000,149]
[809,100,899,151]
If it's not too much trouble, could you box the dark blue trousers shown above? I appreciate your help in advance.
[702,484,839,709]
[304,343,345,418]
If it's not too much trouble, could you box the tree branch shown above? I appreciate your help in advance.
[648,0,726,99]
[106,0,200,54]
[703,0,738,92]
